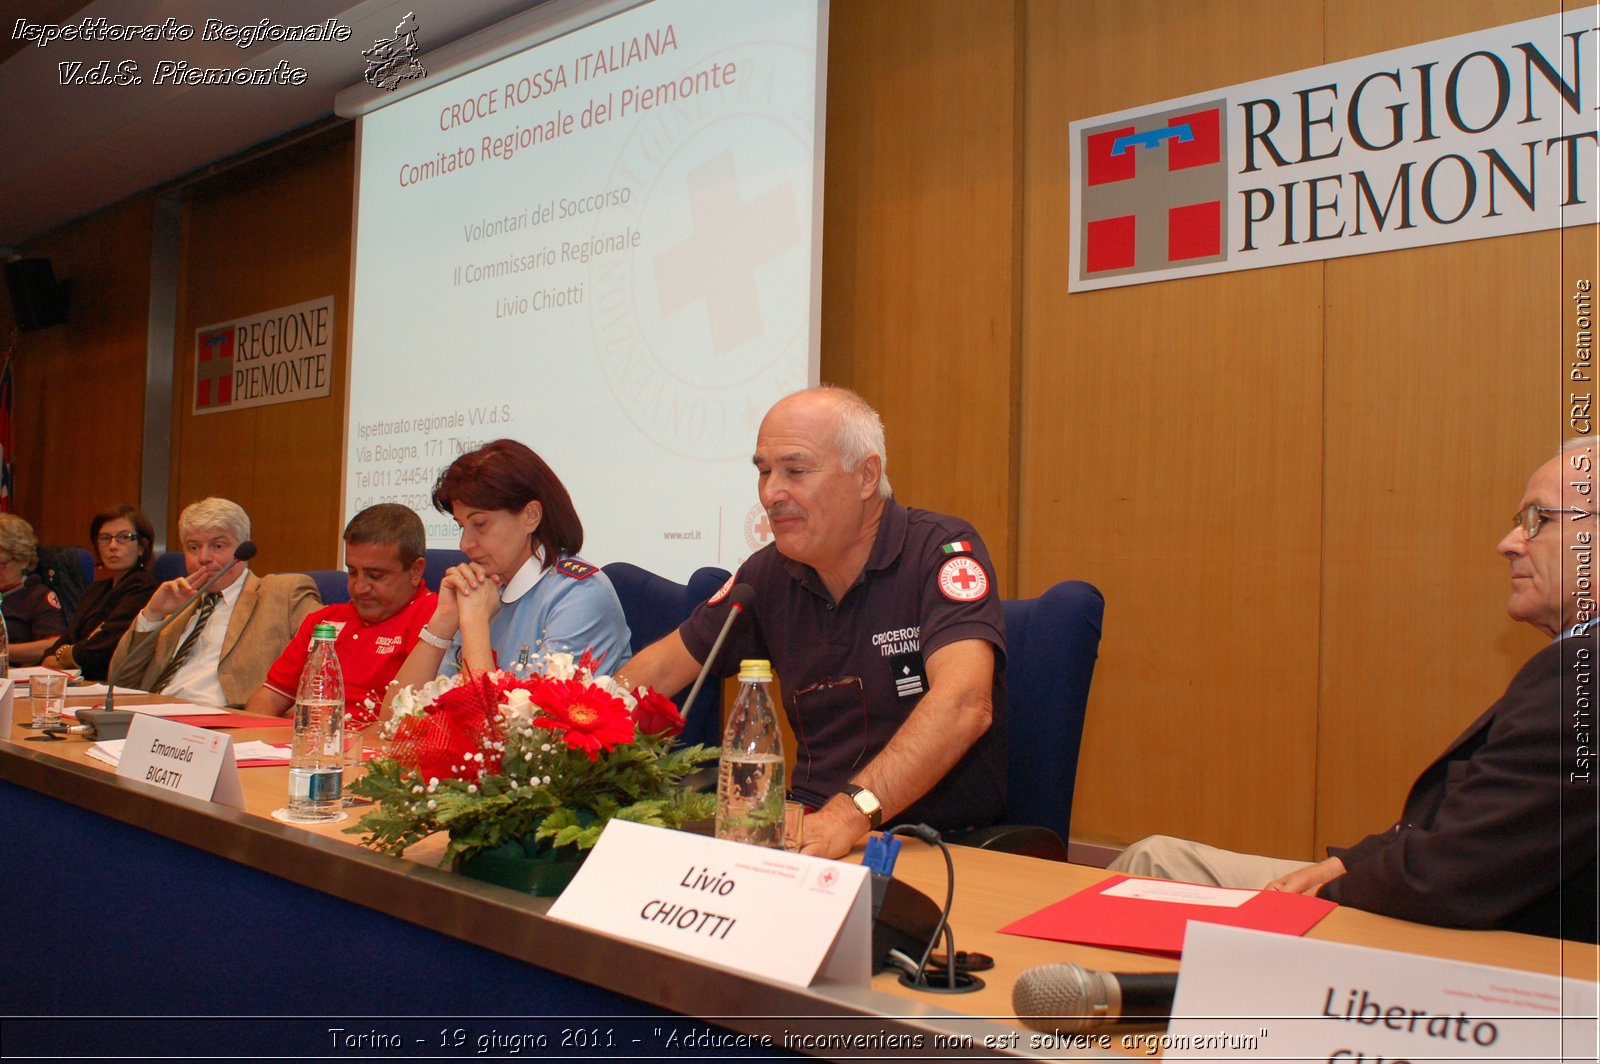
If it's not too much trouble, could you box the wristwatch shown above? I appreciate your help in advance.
[841,784,883,830]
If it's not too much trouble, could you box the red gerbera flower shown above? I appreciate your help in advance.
[530,679,635,761]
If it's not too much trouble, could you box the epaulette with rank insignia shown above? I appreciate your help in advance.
[555,557,599,580]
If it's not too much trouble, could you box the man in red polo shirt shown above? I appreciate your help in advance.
[245,504,437,724]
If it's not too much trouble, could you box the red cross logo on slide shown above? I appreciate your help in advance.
[744,504,775,551]
[653,149,802,355]
[938,557,989,602]
[1078,100,1228,281]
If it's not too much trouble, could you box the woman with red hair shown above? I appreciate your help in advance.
[391,439,631,690]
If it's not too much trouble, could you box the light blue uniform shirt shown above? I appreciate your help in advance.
[441,553,632,677]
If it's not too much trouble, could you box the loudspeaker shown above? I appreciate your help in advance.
[4,257,70,331]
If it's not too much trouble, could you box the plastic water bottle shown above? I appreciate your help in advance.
[288,621,344,820]
[716,659,786,847]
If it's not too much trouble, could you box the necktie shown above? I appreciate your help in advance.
[150,592,220,694]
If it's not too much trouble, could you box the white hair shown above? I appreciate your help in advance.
[1561,435,1600,457]
[179,497,250,543]
[808,385,892,499]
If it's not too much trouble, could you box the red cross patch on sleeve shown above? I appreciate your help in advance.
[937,556,989,602]
[555,558,598,580]
[707,572,738,605]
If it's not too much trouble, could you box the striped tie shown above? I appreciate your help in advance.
[150,593,221,694]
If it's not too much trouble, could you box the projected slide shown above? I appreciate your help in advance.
[346,0,823,580]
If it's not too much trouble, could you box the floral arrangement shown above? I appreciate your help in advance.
[347,651,717,868]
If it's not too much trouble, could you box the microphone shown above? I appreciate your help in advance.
[1012,962,1178,1032]
[145,541,257,640]
[678,583,753,712]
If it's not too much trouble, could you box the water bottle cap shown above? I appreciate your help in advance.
[312,622,338,640]
[737,659,772,681]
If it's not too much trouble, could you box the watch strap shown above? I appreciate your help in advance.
[841,783,883,830]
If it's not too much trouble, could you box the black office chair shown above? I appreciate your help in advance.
[956,580,1105,861]
[602,561,732,748]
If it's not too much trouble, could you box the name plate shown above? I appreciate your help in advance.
[548,819,872,987]
[118,713,245,809]
[0,677,12,731]
[1166,923,1598,1060]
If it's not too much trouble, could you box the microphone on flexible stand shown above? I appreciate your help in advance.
[142,541,258,641]
[1012,962,1179,1032]
[679,583,754,712]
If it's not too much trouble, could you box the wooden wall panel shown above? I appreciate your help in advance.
[10,197,153,551]
[1317,0,1583,853]
[1021,0,1328,858]
[821,0,1021,587]
[170,129,353,576]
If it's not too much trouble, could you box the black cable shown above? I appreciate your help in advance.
[888,823,957,989]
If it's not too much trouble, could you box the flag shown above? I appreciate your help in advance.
[941,540,973,555]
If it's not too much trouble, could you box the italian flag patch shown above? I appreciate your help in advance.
[941,540,973,554]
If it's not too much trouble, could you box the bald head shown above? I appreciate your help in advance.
[752,386,889,570]
[764,386,892,500]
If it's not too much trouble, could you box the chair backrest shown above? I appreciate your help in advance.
[1000,580,1105,842]
[151,550,187,583]
[602,561,732,748]
[423,548,468,593]
[302,569,350,605]
[35,545,93,624]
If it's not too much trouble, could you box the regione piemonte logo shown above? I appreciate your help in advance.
[1078,100,1228,282]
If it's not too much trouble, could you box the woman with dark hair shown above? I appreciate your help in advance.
[390,439,631,690]
[41,505,158,681]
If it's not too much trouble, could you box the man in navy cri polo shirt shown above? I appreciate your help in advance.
[621,386,1007,859]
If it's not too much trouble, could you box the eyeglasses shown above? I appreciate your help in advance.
[96,531,141,545]
[1514,503,1590,540]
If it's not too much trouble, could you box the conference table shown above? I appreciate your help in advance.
[2,687,1595,1060]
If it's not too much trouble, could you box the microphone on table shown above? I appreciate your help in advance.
[144,540,257,640]
[678,583,754,712]
[1012,962,1178,1032]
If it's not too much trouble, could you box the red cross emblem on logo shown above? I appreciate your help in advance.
[1079,100,1228,280]
[938,557,989,602]
[195,328,234,409]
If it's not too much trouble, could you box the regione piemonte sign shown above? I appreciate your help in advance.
[1069,6,1599,291]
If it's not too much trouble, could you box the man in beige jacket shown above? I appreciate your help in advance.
[110,497,319,708]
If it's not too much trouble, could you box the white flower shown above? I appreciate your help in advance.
[467,784,478,794]
[500,688,535,725]
[543,651,577,680]
[389,674,457,718]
